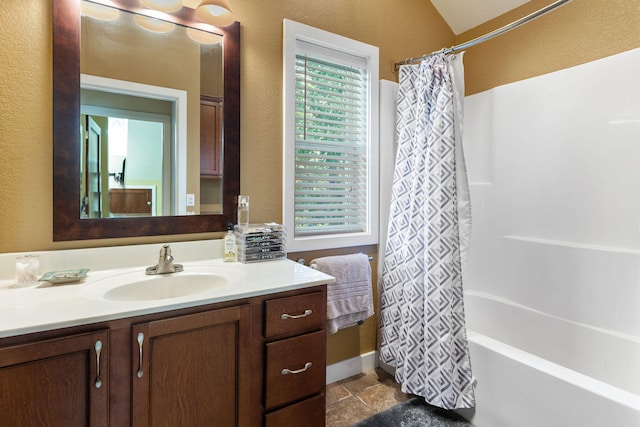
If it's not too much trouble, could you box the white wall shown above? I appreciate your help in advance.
[378,80,399,272]
[463,48,640,337]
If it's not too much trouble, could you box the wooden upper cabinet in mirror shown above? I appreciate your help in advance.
[53,0,240,241]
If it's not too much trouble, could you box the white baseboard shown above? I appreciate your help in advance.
[326,351,379,384]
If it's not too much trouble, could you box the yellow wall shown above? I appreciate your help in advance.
[0,0,452,252]
[0,1,636,248]
[458,0,639,95]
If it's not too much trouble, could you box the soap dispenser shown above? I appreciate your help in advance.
[237,195,249,226]
[223,224,237,262]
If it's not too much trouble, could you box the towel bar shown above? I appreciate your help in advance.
[298,254,374,331]
[296,255,373,270]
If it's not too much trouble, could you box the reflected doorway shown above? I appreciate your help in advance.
[80,110,170,217]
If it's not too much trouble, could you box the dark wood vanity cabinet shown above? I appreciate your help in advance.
[0,285,327,427]
[263,291,327,427]
[0,330,109,427]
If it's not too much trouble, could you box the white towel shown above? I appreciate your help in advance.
[311,253,374,334]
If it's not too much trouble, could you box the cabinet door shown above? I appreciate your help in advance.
[0,330,109,427]
[109,188,153,215]
[132,305,251,427]
[200,96,223,176]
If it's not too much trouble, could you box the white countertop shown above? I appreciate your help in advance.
[0,258,334,339]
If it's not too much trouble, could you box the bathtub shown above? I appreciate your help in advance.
[462,290,640,427]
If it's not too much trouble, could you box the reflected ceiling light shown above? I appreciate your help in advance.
[81,1,120,21]
[186,28,223,44]
[134,15,176,33]
[181,0,201,8]
[139,0,183,13]
[196,0,235,27]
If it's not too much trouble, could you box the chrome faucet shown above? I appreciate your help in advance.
[146,244,184,275]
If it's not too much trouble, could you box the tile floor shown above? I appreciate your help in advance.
[326,368,413,426]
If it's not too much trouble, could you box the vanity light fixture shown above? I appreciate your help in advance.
[139,0,183,13]
[195,0,235,27]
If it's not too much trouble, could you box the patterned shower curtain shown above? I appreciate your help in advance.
[379,53,475,409]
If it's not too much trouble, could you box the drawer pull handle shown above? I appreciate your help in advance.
[136,332,144,378]
[281,309,312,320]
[281,362,312,375]
[94,340,103,389]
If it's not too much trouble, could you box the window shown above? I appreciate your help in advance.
[283,19,379,252]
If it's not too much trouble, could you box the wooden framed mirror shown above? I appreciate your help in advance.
[53,0,240,241]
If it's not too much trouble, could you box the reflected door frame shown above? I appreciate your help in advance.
[81,74,187,215]
[82,115,102,218]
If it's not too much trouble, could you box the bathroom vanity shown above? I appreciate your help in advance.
[0,258,332,426]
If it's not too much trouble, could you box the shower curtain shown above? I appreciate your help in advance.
[379,53,475,409]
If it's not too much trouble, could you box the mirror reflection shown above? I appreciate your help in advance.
[80,1,224,219]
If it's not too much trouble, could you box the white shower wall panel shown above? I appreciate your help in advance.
[463,91,499,297]
[462,92,494,184]
[491,48,640,250]
[498,236,640,336]
[463,48,640,336]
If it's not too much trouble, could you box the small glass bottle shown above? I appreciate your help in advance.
[223,224,237,262]
[237,195,249,226]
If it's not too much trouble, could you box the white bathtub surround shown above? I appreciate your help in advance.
[467,332,640,427]
[380,53,474,409]
[463,48,640,426]
[465,292,640,397]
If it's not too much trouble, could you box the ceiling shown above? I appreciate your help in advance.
[430,0,530,35]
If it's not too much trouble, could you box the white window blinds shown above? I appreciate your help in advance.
[294,51,368,237]
[283,19,379,251]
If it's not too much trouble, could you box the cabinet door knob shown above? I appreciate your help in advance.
[281,362,312,375]
[280,309,312,320]
[136,332,144,378]
[94,340,103,389]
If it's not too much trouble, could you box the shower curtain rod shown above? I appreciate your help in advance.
[394,0,572,71]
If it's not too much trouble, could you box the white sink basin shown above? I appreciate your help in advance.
[100,272,230,302]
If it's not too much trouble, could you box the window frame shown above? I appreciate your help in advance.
[282,19,379,252]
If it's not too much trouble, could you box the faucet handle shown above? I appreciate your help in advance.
[147,244,181,275]
[160,244,171,257]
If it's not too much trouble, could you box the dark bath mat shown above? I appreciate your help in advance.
[352,397,473,427]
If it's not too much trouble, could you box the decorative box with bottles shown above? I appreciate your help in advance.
[234,223,286,263]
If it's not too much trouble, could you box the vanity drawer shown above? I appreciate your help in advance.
[264,291,325,339]
[264,330,326,410]
[264,393,325,427]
